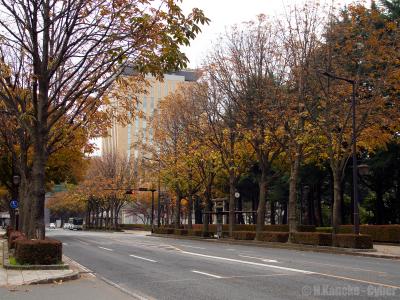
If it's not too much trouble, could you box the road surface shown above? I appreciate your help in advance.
[48,229,400,299]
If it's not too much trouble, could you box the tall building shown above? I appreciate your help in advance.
[102,69,199,161]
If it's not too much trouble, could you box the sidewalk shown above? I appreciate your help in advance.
[151,233,400,260]
[0,234,79,286]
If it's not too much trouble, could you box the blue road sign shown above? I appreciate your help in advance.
[10,200,19,209]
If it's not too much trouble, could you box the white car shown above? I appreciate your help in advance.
[49,223,56,229]
[63,223,71,229]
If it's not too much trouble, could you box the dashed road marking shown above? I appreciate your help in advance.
[129,255,157,263]
[98,246,113,251]
[180,245,206,250]
[192,270,222,278]
[239,254,278,263]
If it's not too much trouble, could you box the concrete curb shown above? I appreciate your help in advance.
[2,240,70,270]
[27,270,80,285]
[150,234,400,260]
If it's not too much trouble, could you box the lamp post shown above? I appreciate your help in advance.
[320,71,360,235]
[138,187,156,232]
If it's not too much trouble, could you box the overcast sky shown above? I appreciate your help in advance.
[180,0,357,68]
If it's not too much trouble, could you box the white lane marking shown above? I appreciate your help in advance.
[62,242,68,246]
[98,246,113,251]
[67,259,96,278]
[77,240,89,245]
[192,270,223,279]
[313,272,400,290]
[225,248,236,251]
[129,254,157,263]
[239,254,278,263]
[180,245,206,250]
[180,250,314,274]
[100,276,154,300]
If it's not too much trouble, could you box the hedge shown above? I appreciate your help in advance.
[232,231,256,240]
[188,230,214,238]
[296,225,316,232]
[174,229,188,235]
[15,238,62,265]
[256,231,289,243]
[119,224,151,231]
[8,230,26,249]
[334,234,373,249]
[292,232,332,246]
[153,227,174,234]
[316,225,400,243]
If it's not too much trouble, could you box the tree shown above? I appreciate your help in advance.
[0,0,208,238]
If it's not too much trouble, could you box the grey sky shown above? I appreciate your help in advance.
[180,0,356,68]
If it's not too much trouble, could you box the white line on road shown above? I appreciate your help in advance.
[62,242,68,246]
[180,250,314,274]
[77,240,89,245]
[129,254,157,262]
[239,254,278,263]
[192,270,223,278]
[98,246,113,251]
[180,245,206,250]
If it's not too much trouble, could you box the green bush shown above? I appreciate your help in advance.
[153,227,174,234]
[316,227,333,233]
[174,229,188,235]
[233,224,256,231]
[292,232,332,246]
[15,238,62,265]
[188,230,214,238]
[8,231,26,249]
[256,231,289,243]
[232,231,256,240]
[263,225,289,232]
[338,225,400,243]
[119,224,151,231]
[335,234,373,249]
[296,225,316,232]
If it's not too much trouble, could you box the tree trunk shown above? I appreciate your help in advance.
[174,192,181,228]
[29,135,48,239]
[256,166,267,239]
[270,201,276,225]
[313,185,322,227]
[188,193,193,229]
[228,168,235,236]
[332,169,342,235]
[288,156,300,242]
[375,187,384,224]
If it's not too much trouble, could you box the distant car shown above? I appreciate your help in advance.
[49,223,56,229]
[63,223,71,230]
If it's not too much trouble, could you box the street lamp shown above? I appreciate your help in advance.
[12,174,20,230]
[320,71,360,235]
[138,187,156,232]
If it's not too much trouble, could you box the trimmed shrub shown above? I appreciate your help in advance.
[316,227,333,233]
[153,227,174,234]
[174,229,188,235]
[234,224,256,231]
[15,238,62,265]
[338,225,400,243]
[8,230,26,249]
[232,231,256,240]
[6,226,14,238]
[292,232,332,246]
[263,225,289,232]
[257,231,289,243]
[188,230,214,238]
[119,224,151,231]
[335,234,373,249]
[296,225,316,232]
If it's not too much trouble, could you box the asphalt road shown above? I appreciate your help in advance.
[48,229,400,300]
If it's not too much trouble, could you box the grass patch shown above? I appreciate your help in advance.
[9,256,18,265]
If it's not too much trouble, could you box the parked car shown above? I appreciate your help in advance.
[63,223,71,229]
[49,223,56,229]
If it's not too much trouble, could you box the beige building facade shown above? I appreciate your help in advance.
[102,70,199,162]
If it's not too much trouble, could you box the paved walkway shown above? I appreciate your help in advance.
[369,244,400,258]
[0,233,78,286]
